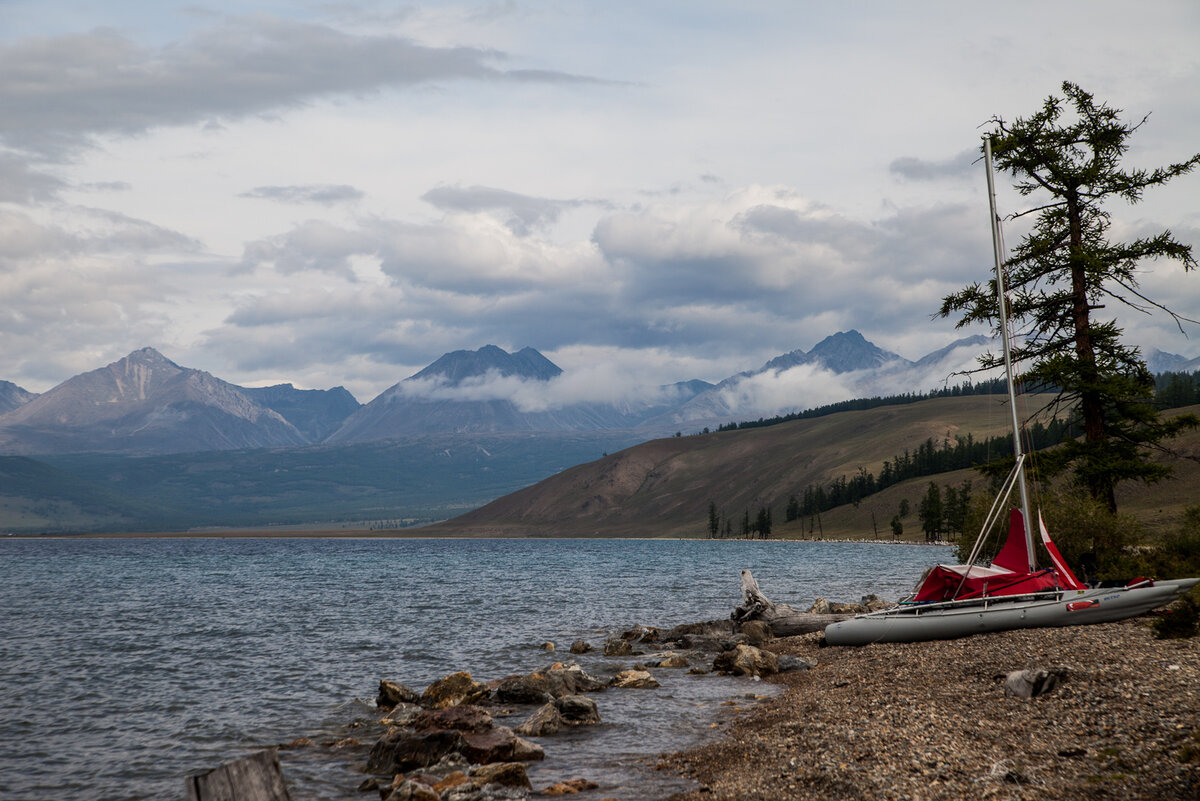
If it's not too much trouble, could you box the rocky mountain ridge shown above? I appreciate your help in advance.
[2,334,1195,456]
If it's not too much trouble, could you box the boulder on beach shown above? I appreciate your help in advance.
[620,624,661,643]
[553,695,600,725]
[648,653,690,669]
[568,639,592,654]
[1003,667,1066,698]
[713,644,779,677]
[807,598,832,615]
[413,705,495,734]
[421,671,490,709]
[494,673,555,705]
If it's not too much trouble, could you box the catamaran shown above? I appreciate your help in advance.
[824,139,1199,646]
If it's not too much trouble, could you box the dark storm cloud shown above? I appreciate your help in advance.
[0,16,600,157]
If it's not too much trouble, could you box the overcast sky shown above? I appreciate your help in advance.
[3,0,1199,403]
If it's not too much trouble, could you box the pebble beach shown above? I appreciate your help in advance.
[662,618,1200,800]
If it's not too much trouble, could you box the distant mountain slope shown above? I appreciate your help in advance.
[0,380,37,414]
[0,348,307,455]
[240,383,360,442]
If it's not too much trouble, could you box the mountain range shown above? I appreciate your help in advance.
[1,332,1197,457]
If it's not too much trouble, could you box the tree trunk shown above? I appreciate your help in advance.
[731,569,849,636]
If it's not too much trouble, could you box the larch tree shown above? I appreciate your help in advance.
[940,82,1200,512]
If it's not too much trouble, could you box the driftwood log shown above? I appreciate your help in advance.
[731,569,850,636]
[186,749,291,801]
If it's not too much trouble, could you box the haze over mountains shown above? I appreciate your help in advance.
[1,332,1197,457]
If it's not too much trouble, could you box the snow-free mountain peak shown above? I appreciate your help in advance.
[411,345,563,384]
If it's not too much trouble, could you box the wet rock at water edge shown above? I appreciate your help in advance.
[609,669,660,689]
[713,644,779,677]
[385,779,441,801]
[494,674,555,705]
[568,639,592,654]
[513,694,602,737]
[603,638,633,656]
[469,761,533,789]
[421,671,491,709]
[620,624,661,643]
[381,702,424,726]
[647,653,690,668]
[368,728,468,774]
[413,705,495,734]
[542,778,600,795]
[378,679,422,709]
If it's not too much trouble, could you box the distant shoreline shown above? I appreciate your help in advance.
[8,530,951,544]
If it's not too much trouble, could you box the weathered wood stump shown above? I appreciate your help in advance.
[731,569,850,636]
[186,749,291,801]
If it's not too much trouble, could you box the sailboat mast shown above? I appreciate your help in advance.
[984,137,1036,570]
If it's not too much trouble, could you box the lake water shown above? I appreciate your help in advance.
[0,537,950,801]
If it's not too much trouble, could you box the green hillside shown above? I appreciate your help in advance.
[429,396,1200,540]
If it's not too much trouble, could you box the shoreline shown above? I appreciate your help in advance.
[661,618,1200,800]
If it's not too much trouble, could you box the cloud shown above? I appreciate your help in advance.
[420,184,608,236]
[0,152,66,202]
[239,184,365,204]
[0,16,601,157]
[889,149,978,182]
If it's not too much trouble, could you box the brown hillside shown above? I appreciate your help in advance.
[429,395,1078,538]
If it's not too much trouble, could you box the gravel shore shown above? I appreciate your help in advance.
[663,618,1199,800]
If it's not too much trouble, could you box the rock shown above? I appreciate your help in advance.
[434,772,471,794]
[381,702,424,727]
[378,679,421,709]
[739,620,773,645]
[807,598,832,615]
[413,705,495,733]
[510,736,545,762]
[687,667,709,675]
[620,624,661,643]
[1003,668,1065,698]
[494,674,555,705]
[829,601,867,614]
[554,664,606,693]
[603,638,633,656]
[469,762,532,789]
[367,728,467,774]
[609,669,660,689]
[541,641,555,651]
[358,777,380,792]
[778,654,817,672]
[568,639,592,654]
[421,671,490,709]
[649,654,690,668]
[514,703,564,737]
[431,752,472,773]
[385,779,442,801]
[713,644,780,677]
[460,725,529,764]
[542,778,600,795]
[553,695,601,725]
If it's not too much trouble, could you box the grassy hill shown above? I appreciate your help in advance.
[429,396,1200,540]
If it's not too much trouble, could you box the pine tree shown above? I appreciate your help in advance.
[940,82,1200,511]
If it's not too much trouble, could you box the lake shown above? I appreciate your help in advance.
[0,537,950,800]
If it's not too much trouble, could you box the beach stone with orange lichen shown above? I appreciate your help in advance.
[468,761,532,789]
